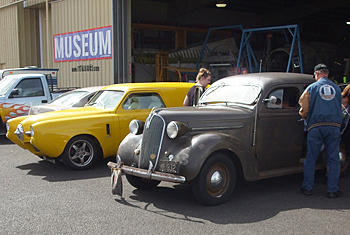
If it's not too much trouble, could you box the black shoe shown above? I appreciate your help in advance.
[327,190,343,198]
[300,188,312,196]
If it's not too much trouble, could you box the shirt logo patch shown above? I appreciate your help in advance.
[319,84,336,101]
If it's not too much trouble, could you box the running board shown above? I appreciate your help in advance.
[257,163,325,180]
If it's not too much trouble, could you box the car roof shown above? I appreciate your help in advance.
[2,73,47,79]
[49,86,104,103]
[213,72,315,88]
[102,82,194,92]
[69,86,105,92]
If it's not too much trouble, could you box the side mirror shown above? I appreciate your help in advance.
[9,88,19,98]
[193,84,203,106]
[264,95,277,104]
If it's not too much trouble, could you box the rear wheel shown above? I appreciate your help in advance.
[61,136,98,170]
[126,174,160,189]
[192,153,236,206]
[340,146,349,177]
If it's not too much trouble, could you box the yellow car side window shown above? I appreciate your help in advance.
[122,93,165,110]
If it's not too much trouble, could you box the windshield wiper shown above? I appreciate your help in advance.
[200,100,231,105]
[204,82,226,96]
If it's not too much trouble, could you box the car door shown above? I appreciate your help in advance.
[116,92,166,149]
[255,85,305,171]
[5,77,48,118]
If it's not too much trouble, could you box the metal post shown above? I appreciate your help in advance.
[112,0,129,84]
[46,0,50,68]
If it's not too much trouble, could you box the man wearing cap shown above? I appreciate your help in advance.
[299,63,343,198]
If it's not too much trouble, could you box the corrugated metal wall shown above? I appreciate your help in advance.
[0,4,20,69]
[38,6,52,69]
[0,0,24,6]
[0,0,120,87]
[0,1,42,69]
[25,0,46,6]
[18,6,41,67]
[51,0,113,88]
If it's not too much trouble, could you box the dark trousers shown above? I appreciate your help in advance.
[302,126,341,193]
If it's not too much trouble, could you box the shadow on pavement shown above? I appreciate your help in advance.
[0,135,14,145]
[16,156,112,182]
[113,171,350,224]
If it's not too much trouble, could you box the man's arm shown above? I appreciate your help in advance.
[299,90,310,119]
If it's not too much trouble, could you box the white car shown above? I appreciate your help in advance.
[28,86,104,115]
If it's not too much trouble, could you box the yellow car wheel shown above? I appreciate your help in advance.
[61,135,98,170]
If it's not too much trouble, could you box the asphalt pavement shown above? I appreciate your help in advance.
[1,135,350,235]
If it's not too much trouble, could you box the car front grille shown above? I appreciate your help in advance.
[139,114,165,169]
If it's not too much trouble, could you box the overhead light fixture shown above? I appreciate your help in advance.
[347,21,350,25]
[216,1,227,8]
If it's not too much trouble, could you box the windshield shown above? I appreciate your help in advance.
[85,90,124,109]
[49,90,90,106]
[199,82,261,105]
[0,76,19,96]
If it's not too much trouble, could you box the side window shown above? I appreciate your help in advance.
[266,87,299,109]
[14,78,44,98]
[122,93,165,110]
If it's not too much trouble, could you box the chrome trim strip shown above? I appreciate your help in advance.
[141,113,166,170]
[153,114,166,169]
[190,125,245,131]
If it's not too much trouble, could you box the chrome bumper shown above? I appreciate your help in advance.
[107,161,186,183]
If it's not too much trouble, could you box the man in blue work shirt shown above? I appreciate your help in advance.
[299,63,343,198]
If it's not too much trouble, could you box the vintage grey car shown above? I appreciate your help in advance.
[108,72,349,205]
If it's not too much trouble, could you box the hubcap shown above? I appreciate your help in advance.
[339,146,348,172]
[68,140,94,167]
[210,171,223,189]
[206,163,229,198]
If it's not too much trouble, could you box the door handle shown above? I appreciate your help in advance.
[42,100,48,103]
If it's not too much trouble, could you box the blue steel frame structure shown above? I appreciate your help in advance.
[196,24,303,75]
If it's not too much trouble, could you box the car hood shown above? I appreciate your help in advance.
[21,106,111,126]
[29,104,74,115]
[154,105,252,128]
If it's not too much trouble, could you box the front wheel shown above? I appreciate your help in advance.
[61,136,99,170]
[126,174,160,189]
[192,153,236,206]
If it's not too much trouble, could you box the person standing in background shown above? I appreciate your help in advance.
[341,84,350,159]
[299,63,343,198]
[183,68,211,106]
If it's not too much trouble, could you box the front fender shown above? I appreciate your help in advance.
[6,115,31,148]
[171,132,259,181]
[117,133,143,165]
[30,115,116,158]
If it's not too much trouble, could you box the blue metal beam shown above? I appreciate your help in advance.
[236,24,303,74]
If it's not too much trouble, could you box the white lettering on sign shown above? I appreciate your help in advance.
[54,26,112,62]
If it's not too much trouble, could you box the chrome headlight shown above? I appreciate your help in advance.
[129,119,144,135]
[166,121,189,139]
[14,123,24,141]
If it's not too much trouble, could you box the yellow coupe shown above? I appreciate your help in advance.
[6,82,193,170]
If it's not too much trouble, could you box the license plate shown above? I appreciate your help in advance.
[159,160,180,173]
